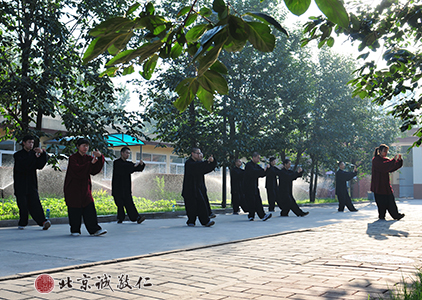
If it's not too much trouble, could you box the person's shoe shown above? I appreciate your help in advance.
[280,212,288,217]
[209,213,216,219]
[269,210,275,212]
[117,220,123,224]
[91,229,107,236]
[187,223,195,227]
[300,212,309,217]
[262,213,272,221]
[248,217,254,221]
[137,215,146,224]
[18,226,25,230]
[233,212,239,215]
[395,213,405,220]
[204,220,215,227]
[71,232,81,236]
[378,217,386,221]
[42,220,51,230]
[350,209,359,212]
[338,210,344,212]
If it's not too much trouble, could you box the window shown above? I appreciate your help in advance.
[170,155,185,174]
[137,153,167,173]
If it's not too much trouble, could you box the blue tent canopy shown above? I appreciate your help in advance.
[106,133,144,147]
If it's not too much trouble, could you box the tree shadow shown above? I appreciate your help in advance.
[366,219,409,240]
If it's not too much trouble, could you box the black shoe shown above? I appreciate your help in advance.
[395,213,405,220]
[280,212,288,217]
[233,212,239,215]
[204,220,215,227]
[187,223,195,227]
[262,213,272,221]
[137,215,146,224]
[350,209,359,212]
[300,212,309,217]
[338,210,344,212]
[209,213,216,219]
[117,220,123,224]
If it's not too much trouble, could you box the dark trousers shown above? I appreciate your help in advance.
[280,195,304,216]
[67,202,101,234]
[16,191,46,227]
[266,189,278,211]
[232,193,241,213]
[374,193,401,219]
[183,192,210,225]
[247,194,266,219]
[337,192,357,211]
[114,195,140,222]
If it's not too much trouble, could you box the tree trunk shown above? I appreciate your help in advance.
[309,158,314,202]
[312,163,318,201]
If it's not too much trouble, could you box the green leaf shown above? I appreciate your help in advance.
[170,42,183,59]
[245,12,289,37]
[126,3,141,16]
[107,32,134,55]
[314,0,349,28]
[228,15,249,41]
[145,2,155,15]
[326,37,334,47]
[123,65,135,75]
[99,67,119,78]
[318,39,326,48]
[83,34,123,64]
[199,7,212,17]
[186,24,208,43]
[192,25,226,61]
[224,37,247,52]
[357,52,370,60]
[246,22,275,52]
[174,78,199,111]
[213,0,226,13]
[197,85,214,111]
[106,41,163,66]
[89,17,134,37]
[284,0,311,16]
[209,60,228,74]
[141,54,159,80]
[177,6,191,17]
[197,70,228,94]
[185,14,198,27]
[197,41,226,76]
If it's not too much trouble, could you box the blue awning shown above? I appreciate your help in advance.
[106,133,144,147]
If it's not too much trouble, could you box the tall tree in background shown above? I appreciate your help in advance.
[0,0,145,155]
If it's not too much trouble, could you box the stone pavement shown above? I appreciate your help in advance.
[1,200,422,299]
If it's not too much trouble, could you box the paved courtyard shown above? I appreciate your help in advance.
[1,200,421,299]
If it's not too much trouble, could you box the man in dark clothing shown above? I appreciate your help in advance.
[230,159,246,214]
[13,135,51,230]
[244,152,272,221]
[112,146,146,224]
[265,157,279,212]
[64,138,106,236]
[279,159,308,217]
[181,148,216,227]
[335,161,358,212]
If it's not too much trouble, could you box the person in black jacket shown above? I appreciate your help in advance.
[13,135,51,230]
[230,159,246,214]
[244,152,272,221]
[335,161,358,212]
[265,157,279,212]
[112,146,146,224]
[181,148,216,227]
[279,159,308,217]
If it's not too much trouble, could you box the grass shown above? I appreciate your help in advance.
[376,271,422,300]
[0,192,369,221]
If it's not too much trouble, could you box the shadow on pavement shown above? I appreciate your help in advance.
[366,219,409,240]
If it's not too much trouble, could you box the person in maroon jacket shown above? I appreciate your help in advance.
[64,138,107,236]
[370,144,405,221]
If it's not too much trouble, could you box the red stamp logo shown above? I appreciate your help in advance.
[34,274,54,294]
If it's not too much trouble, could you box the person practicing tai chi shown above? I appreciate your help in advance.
[265,157,280,212]
[64,138,107,236]
[230,158,247,214]
[279,159,309,217]
[112,146,146,224]
[181,148,216,227]
[335,161,358,212]
[13,135,51,230]
[244,152,272,221]
[371,144,405,221]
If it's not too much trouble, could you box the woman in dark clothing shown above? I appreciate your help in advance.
[278,159,308,217]
[370,144,404,220]
[335,161,358,212]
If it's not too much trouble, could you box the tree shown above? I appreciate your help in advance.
[300,0,422,146]
[0,0,145,156]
